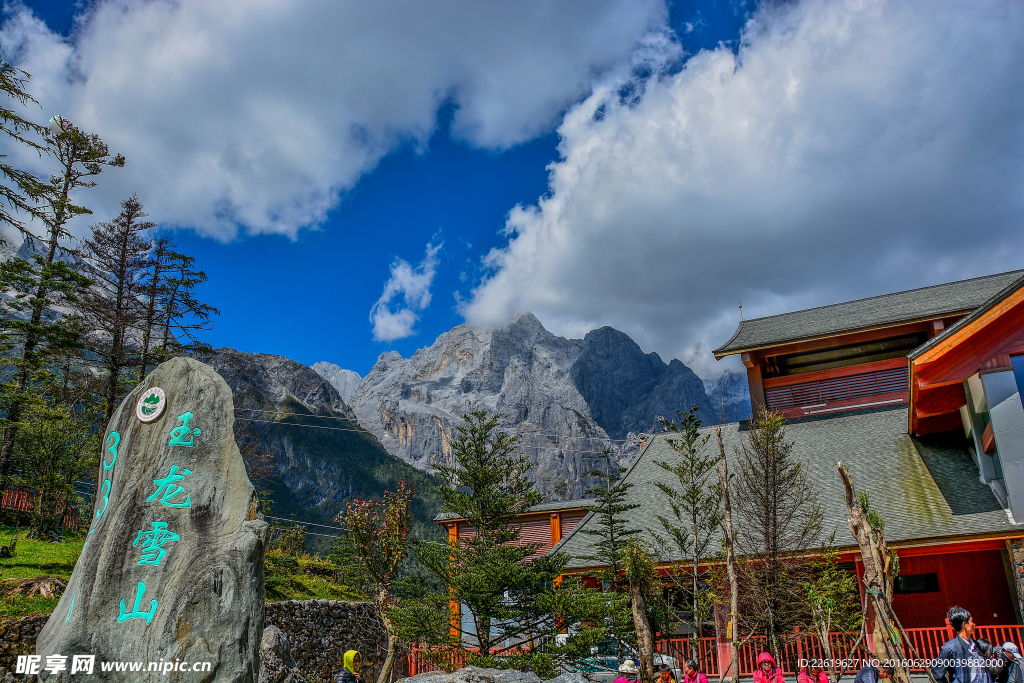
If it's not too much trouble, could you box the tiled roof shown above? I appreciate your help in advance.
[713,270,1024,358]
[910,273,1024,360]
[434,498,595,523]
[555,406,1019,569]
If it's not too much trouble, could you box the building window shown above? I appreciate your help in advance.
[893,573,940,594]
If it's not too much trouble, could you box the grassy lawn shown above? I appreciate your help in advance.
[0,526,85,618]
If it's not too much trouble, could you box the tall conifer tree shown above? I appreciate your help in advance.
[0,118,123,486]
[79,194,152,423]
[416,411,566,654]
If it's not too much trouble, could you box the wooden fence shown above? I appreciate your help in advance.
[0,488,80,530]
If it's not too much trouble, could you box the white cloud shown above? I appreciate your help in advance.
[463,0,1024,377]
[370,243,441,342]
[0,0,666,239]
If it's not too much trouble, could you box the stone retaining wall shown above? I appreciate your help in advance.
[0,614,49,675]
[0,600,388,682]
[266,599,388,682]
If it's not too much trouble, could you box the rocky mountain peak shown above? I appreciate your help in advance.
[203,347,355,421]
[336,313,746,499]
[310,362,361,403]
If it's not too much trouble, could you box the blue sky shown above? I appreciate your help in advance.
[3,1,1022,378]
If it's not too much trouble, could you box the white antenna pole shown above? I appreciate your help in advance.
[738,298,743,321]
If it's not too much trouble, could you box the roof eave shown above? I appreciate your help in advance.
[716,312,977,360]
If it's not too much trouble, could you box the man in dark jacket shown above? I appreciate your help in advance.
[855,662,893,683]
[1002,643,1023,683]
[931,606,979,683]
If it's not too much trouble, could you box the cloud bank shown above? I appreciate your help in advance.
[463,0,1024,377]
[0,0,666,239]
[370,243,441,342]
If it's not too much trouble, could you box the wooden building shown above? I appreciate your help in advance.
[437,269,1024,657]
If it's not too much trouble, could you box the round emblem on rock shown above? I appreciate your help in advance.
[136,387,167,423]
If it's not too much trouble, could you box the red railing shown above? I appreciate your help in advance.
[409,626,1024,678]
[406,645,528,677]
[0,488,80,530]
[657,637,721,676]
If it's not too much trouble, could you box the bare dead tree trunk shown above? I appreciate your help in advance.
[837,463,909,683]
[631,579,656,682]
[717,427,740,683]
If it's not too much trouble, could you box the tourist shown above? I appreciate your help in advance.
[754,652,785,683]
[1001,643,1023,683]
[658,663,677,683]
[682,659,707,683]
[977,640,995,683]
[800,659,829,683]
[854,662,893,683]
[336,650,362,683]
[931,606,977,683]
[989,646,1010,683]
[615,659,640,683]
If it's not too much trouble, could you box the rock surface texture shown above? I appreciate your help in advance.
[201,349,441,537]
[256,625,303,683]
[0,614,48,676]
[402,667,543,683]
[264,600,386,683]
[343,314,725,499]
[311,362,361,404]
[35,357,269,682]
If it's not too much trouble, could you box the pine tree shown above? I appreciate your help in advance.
[153,247,218,365]
[79,194,153,423]
[416,411,567,655]
[580,449,640,660]
[735,407,822,663]
[652,406,722,657]
[0,58,46,231]
[136,236,174,382]
[0,118,123,486]
[135,237,218,383]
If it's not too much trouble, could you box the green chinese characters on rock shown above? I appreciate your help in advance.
[168,411,201,448]
[132,522,180,566]
[117,582,157,625]
[147,466,192,508]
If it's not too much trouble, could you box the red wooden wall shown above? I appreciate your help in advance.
[879,548,1016,628]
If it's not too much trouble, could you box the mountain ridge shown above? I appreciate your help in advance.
[316,313,750,499]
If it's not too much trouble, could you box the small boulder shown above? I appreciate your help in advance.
[258,625,304,683]
[403,666,543,683]
[544,673,589,683]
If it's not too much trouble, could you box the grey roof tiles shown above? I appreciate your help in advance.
[555,406,1017,569]
[714,270,1024,358]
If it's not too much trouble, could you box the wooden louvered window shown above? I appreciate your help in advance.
[764,366,907,411]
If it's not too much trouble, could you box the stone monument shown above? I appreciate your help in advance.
[34,357,269,681]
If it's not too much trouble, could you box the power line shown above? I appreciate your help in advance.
[265,515,345,532]
[232,407,637,443]
[233,416,635,455]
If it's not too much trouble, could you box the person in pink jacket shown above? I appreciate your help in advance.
[754,652,786,683]
[798,659,829,683]
[683,659,708,683]
[614,660,640,683]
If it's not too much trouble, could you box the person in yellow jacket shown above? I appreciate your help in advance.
[336,650,362,683]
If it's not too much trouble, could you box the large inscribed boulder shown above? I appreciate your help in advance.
[35,357,269,681]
